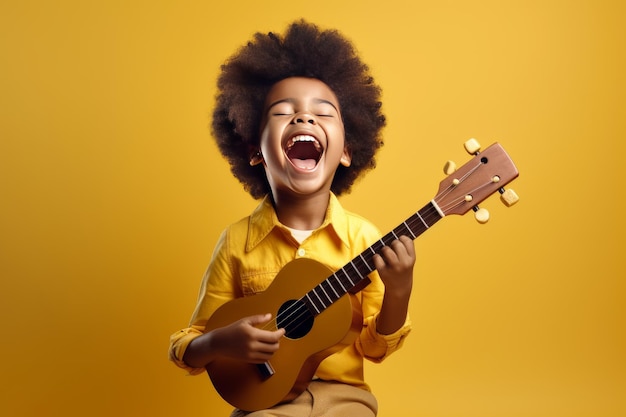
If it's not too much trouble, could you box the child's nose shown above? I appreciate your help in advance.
[292,112,316,125]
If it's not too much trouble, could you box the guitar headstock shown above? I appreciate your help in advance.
[434,141,519,222]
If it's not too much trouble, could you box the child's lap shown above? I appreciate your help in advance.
[230,380,377,417]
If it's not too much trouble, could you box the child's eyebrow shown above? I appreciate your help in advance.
[267,98,339,113]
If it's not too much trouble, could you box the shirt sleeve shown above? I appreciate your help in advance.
[357,311,412,363]
[168,326,206,375]
[168,229,240,375]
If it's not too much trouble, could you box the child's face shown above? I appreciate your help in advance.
[255,77,351,199]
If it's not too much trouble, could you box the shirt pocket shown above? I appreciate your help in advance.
[239,268,281,297]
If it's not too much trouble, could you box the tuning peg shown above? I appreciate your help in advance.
[472,206,490,224]
[443,160,457,175]
[499,188,519,207]
[464,138,482,155]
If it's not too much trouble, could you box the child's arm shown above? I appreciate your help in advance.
[183,313,286,368]
[372,235,415,335]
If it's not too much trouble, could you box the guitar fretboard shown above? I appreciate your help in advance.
[302,201,443,316]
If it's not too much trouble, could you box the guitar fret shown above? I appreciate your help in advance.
[368,241,382,258]
[326,278,340,298]
[305,293,320,314]
[318,283,332,304]
[312,287,325,308]
[416,211,429,229]
[324,279,336,303]
[337,269,352,293]
[403,221,417,239]
[341,267,355,286]
[359,253,372,271]
[349,260,364,280]
[391,230,399,239]
[333,273,347,292]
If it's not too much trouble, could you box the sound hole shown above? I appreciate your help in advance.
[277,299,314,339]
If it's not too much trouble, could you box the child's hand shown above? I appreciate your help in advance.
[372,235,415,335]
[212,313,286,364]
[373,235,416,298]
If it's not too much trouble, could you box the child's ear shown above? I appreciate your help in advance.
[340,147,352,167]
[249,150,264,166]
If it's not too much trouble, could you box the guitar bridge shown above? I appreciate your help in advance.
[256,361,275,380]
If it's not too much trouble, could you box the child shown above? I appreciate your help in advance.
[169,20,415,417]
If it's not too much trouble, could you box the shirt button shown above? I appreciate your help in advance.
[297,248,306,257]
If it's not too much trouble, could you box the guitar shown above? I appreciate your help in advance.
[204,141,519,411]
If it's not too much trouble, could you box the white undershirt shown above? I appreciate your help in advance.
[286,227,314,244]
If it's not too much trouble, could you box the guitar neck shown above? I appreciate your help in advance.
[302,201,443,316]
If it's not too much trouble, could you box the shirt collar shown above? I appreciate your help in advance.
[246,193,351,252]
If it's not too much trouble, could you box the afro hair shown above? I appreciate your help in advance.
[212,20,386,199]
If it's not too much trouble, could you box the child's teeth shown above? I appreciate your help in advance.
[288,135,320,150]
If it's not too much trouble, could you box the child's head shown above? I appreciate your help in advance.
[212,20,386,199]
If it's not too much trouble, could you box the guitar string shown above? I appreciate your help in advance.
[256,203,445,334]
[258,186,482,334]
[259,205,443,334]
[260,194,478,335]
[258,172,492,335]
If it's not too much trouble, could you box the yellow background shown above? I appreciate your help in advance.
[1,1,624,416]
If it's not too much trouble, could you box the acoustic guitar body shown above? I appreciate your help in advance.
[204,258,363,411]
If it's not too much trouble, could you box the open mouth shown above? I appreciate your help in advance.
[285,135,323,170]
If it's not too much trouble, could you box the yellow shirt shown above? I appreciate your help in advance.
[169,193,411,391]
